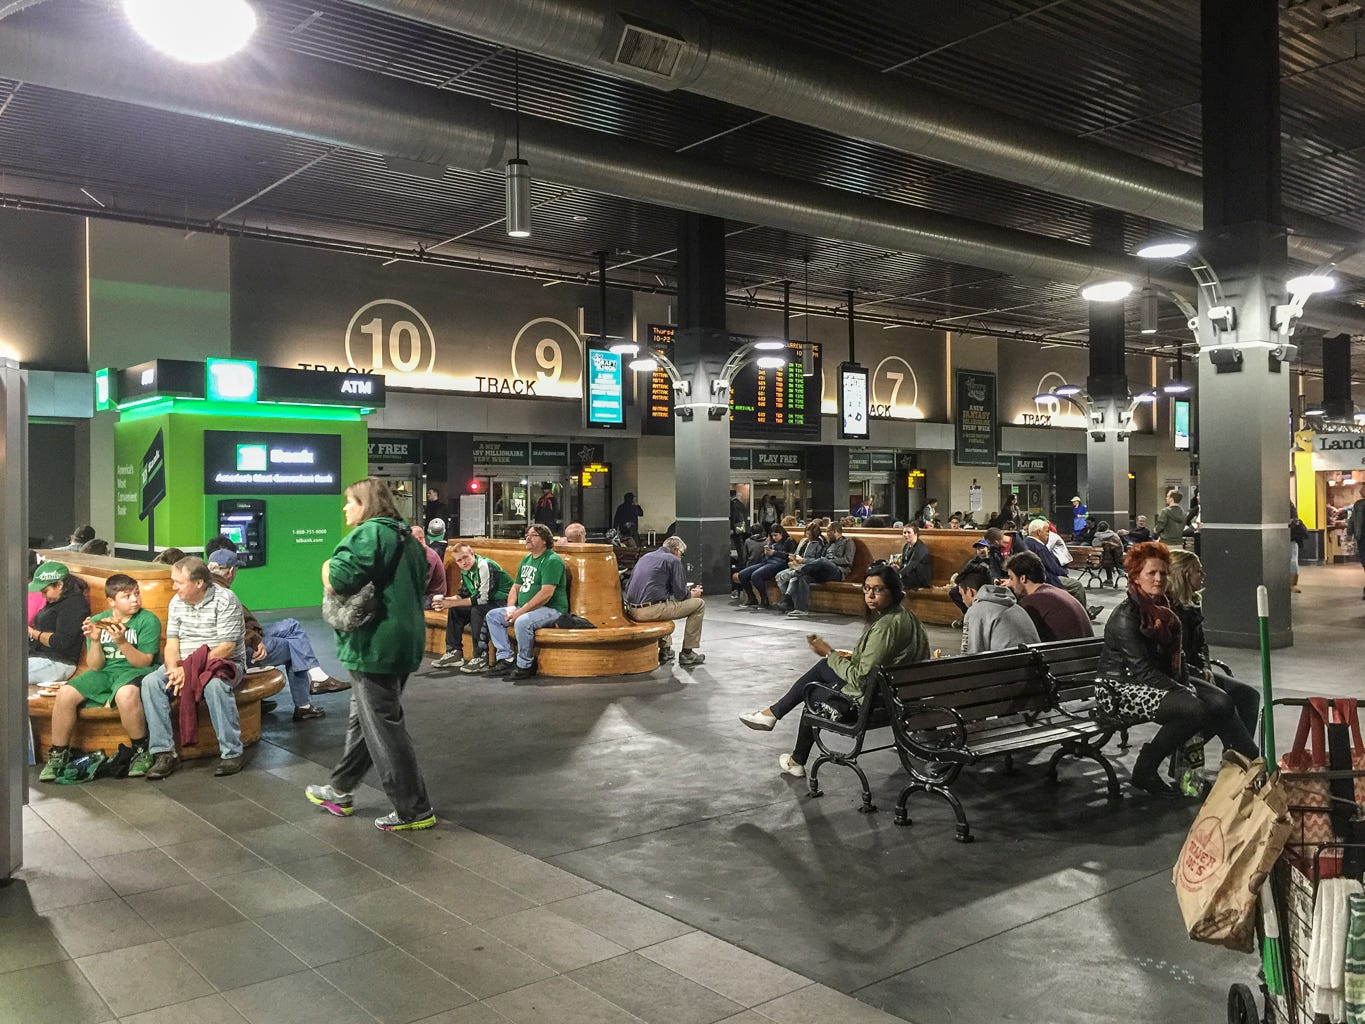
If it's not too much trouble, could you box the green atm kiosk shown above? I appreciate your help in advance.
[100,358,381,611]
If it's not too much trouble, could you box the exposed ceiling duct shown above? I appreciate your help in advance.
[347,0,1365,276]
[0,22,1360,335]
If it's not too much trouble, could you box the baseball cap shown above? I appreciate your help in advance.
[1071,495,1082,503]
[972,539,990,548]
[30,561,69,591]
[427,517,446,536]
[207,549,240,572]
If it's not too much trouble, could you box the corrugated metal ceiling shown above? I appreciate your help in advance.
[0,0,1362,373]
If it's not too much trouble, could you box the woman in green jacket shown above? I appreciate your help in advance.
[739,562,929,776]
[306,477,434,832]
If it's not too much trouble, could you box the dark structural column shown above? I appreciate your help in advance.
[1085,211,1131,532]
[1198,0,1292,647]
[673,212,733,594]
[2,356,29,877]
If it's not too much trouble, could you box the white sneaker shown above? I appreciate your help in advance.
[740,710,776,731]
[433,650,464,668]
[778,754,805,777]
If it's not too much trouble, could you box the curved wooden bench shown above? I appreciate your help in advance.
[29,551,285,759]
[27,669,285,760]
[423,539,672,677]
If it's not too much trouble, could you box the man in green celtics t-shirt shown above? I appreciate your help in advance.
[40,573,162,782]
[483,524,570,680]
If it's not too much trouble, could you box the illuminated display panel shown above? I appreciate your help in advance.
[641,323,676,436]
[729,340,821,439]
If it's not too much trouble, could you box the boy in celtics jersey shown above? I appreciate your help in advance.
[39,574,163,782]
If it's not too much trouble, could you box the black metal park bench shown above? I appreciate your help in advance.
[801,637,1120,842]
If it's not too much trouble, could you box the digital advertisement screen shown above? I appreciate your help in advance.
[1173,399,1191,451]
[203,431,343,494]
[838,362,869,439]
[584,347,626,428]
[729,339,821,439]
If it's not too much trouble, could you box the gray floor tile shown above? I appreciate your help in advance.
[321,829,456,883]
[409,1005,513,1024]
[406,864,535,922]
[207,866,327,917]
[398,921,556,999]
[191,797,289,834]
[256,902,391,967]
[44,896,159,959]
[57,818,157,861]
[473,854,598,904]
[20,828,85,865]
[0,909,68,974]
[482,907,628,972]
[125,881,245,938]
[280,850,392,901]
[87,848,195,897]
[545,889,694,950]
[755,984,908,1024]
[161,836,269,881]
[639,933,807,1008]
[333,885,470,946]
[130,809,226,848]
[117,993,249,1024]
[485,976,641,1024]
[234,822,337,865]
[317,946,475,1024]
[169,920,309,991]
[75,938,213,1017]
[224,970,374,1024]
[0,958,113,1024]
[568,953,746,1024]
[6,858,118,913]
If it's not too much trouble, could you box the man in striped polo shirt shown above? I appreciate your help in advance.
[140,556,247,779]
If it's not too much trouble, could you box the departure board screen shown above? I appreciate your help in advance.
[641,323,676,436]
[729,339,821,439]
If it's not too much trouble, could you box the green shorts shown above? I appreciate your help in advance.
[67,668,149,709]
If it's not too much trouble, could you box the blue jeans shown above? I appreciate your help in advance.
[788,559,845,611]
[141,658,245,759]
[486,605,563,668]
[738,561,784,605]
[28,656,77,684]
[256,619,321,708]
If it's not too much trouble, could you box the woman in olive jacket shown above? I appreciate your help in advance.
[739,563,929,776]
[1098,541,1257,798]
[307,477,434,832]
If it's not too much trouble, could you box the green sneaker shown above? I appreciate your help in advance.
[39,747,69,783]
[128,748,154,778]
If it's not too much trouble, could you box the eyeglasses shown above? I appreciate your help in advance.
[862,585,889,595]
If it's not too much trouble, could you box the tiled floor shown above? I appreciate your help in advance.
[5,561,1363,1024]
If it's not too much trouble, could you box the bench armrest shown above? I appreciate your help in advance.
[892,699,972,766]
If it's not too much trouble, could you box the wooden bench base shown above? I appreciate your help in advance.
[27,669,286,760]
[423,609,673,678]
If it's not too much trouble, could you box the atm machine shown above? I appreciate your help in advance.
[217,498,267,567]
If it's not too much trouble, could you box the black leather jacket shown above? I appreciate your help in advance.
[1173,603,1212,679]
[1099,598,1188,691]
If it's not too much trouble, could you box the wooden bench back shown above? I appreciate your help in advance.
[444,539,628,627]
[882,647,1048,731]
[35,551,171,670]
[1028,636,1103,699]
[844,529,985,587]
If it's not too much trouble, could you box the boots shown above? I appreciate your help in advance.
[1131,743,1181,799]
[1291,573,1301,594]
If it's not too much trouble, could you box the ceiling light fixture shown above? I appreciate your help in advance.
[628,356,658,372]
[755,355,787,369]
[753,339,787,351]
[1079,280,1133,303]
[1135,241,1193,260]
[608,341,639,356]
[1139,286,1159,334]
[505,51,531,238]
[1053,383,1083,397]
[122,0,258,63]
[1286,273,1337,296]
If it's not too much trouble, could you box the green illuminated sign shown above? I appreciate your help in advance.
[206,358,258,403]
[236,444,269,472]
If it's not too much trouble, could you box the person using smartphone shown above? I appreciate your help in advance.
[738,562,929,777]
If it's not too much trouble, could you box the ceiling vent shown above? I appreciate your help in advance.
[614,18,684,78]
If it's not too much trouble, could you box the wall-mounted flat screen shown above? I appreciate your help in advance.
[839,362,869,439]
[1173,399,1191,451]
[583,347,625,428]
[729,339,821,439]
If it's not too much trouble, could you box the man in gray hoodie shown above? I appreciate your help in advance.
[956,566,1040,654]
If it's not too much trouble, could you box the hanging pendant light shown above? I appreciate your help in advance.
[1139,286,1159,334]
[505,51,531,238]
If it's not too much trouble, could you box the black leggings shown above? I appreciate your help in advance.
[1147,678,1259,768]
[772,659,847,765]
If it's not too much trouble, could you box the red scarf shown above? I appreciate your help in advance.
[1127,584,1182,677]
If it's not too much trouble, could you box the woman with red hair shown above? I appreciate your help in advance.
[1097,541,1258,797]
